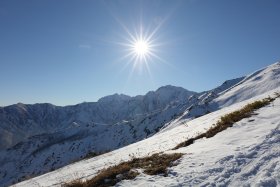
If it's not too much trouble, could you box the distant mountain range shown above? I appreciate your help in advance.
[1,62,280,187]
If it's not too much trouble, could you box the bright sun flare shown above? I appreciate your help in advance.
[134,40,149,56]
[113,12,171,75]
[117,22,165,75]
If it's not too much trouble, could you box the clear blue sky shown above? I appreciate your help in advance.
[1,0,279,106]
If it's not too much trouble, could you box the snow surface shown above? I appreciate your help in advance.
[13,88,280,187]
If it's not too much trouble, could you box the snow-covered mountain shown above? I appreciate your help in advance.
[14,80,280,187]
[1,62,280,187]
[0,85,196,150]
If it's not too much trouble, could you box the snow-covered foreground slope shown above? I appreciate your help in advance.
[14,88,280,187]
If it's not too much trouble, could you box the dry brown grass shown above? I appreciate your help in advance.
[173,95,277,150]
[64,153,183,187]
[129,153,183,176]
[204,97,275,138]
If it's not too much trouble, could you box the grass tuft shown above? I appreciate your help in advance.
[64,153,183,187]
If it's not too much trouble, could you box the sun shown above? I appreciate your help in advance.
[115,22,166,75]
[134,40,149,56]
[125,34,155,65]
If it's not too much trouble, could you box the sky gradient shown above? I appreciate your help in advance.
[1,0,280,106]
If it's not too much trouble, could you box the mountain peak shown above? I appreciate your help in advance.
[155,85,196,94]
[98,93,131,103]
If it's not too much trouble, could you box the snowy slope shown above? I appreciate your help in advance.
[13,88,280,187]
[179,62,280,121]
[215,62,280,107]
